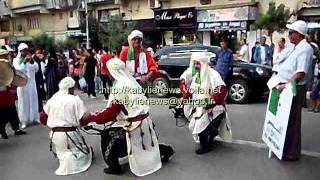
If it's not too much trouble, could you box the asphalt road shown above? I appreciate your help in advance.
[0,93,319,180]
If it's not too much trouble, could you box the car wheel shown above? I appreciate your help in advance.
[228,79,250,104]
[153,77,170,98]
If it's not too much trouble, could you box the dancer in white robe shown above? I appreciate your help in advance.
[40,77,93,176]
[81,58,174,176]
[13,43,39,129]
[180,52,232,154]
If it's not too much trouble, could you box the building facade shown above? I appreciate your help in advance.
[0,0,82,46]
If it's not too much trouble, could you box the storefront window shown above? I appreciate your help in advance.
[210,30,239,52]
[173,30,195,44]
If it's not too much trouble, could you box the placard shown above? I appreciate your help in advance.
[262,84,294,159]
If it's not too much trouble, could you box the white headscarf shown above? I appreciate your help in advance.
[16,43,28,60]
[18,43,28,51]
[189,52,225,97]
[107,58,149,117]
[58,77,75,94]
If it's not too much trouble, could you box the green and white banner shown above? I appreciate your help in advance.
[262,81,296,160]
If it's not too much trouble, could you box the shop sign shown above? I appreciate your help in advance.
[197,6,256,23]
[154,8,197,29]
[302,0,320,8]
[198,21,247,30]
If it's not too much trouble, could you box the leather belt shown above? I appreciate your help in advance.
[52,127,77,132]
[128,113,149,122]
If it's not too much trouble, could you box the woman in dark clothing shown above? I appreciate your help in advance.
[84,49,98,98]
[45,48,59,99]
[33,50,46,111]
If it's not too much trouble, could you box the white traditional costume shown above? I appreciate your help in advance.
[180,52,232,154]
[40,77,92,175]
[83,58,173,176]
[13,43,39,128]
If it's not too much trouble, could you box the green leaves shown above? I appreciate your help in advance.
[98,15,135,52]
[33,33,55,50]
[253,2,291,34]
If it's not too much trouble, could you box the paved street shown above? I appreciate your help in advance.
[1,92,320,180]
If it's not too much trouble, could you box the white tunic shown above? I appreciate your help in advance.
[181,67,232,143]
[277,39,313,85]
[44,92,92,176]
[108,83,162,177]
[239,44,249,63]
[13,56,39,123]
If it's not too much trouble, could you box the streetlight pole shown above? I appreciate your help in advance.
[85,0,90,49]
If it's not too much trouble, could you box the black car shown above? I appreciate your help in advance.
[153,44,220,61]
[152,45,272,104]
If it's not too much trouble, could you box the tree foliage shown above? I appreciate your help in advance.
[98,15,135,52]
[253,2,291,35]
[55,38,79,51]
[33,33,55,50]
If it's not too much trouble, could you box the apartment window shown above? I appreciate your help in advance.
[0,21,10,31]
[70,11,73,18]
[4,1,8,8]
[27,18,40,29]
[99,10,109,23]
[98,9,120,23]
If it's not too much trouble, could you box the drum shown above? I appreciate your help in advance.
[11,70,28,87]
[0,59,14,87]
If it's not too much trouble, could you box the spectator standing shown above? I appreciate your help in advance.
[215,39,233,83]
[309,60,320,112]
[33,50,46,112]
[100,47,113,100]
[238,39,249,62]
[84,49,98,98]
[45,48,59,99]
[253,36,272,65]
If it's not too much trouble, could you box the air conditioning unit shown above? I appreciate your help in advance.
[149,0,161,8]
[115,0,122,5]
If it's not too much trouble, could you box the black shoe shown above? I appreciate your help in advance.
[195,146,211,155]
[159,144,175,162]
[14,130,27,135]
[103,167,123,175]
[1,133,8,139]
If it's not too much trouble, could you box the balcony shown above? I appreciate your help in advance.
[45,0,82,10]
[87,0,118,5]
[10,0,48,14]
[0,0,12,16]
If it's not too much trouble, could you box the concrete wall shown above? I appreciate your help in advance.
[10,0,42,9]
[161,0,253,9]
[121,0,154,20]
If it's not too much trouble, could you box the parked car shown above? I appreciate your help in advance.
[152,45,272,103]
[153,44,220,61]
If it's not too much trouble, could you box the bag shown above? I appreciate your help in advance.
[79,77,87,90]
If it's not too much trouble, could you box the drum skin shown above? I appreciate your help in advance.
[0,59,14,87]
[11,70,28,87]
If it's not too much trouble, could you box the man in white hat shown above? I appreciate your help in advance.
[39,77,93,175]
[13,43,39,129]
[275,20,313,161]
[119,30,159,93]
[179,52,232,154]
[81,58,174,176]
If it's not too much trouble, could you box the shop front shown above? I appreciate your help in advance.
[298,0,320,42]
[197,6,257,51]
[153,7,197,45]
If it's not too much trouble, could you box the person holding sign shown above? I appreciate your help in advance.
[179,52,232,154]
[275,20,313,161]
